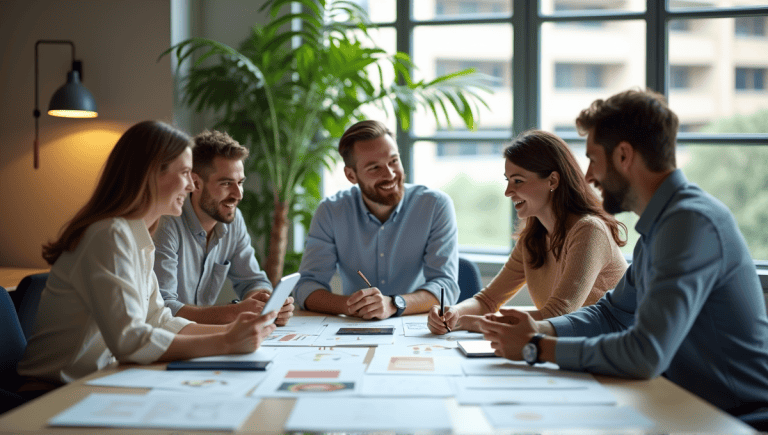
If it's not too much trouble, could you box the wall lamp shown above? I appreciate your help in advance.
[33,40,98,169]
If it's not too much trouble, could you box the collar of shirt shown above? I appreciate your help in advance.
[125,218,154,253]
[635,169,687,237]
[181,195,228,241]
[353,184,408,225]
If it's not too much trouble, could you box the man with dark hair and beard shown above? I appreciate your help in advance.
[295,120,459,319]
[477,89,768,421]
[153,130,294,325]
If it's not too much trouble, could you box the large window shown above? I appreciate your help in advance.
[323,0,768,259]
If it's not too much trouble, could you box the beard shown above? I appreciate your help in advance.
[199,185,238,224]
[359,176,404,207]
[600,159,631,215]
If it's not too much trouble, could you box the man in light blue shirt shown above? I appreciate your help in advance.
[153,130,294,325]
[295,120,459,319]
[479,89,768,416]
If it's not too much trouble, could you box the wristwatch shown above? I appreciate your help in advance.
[391,295,406,317]
[522,333,546,365]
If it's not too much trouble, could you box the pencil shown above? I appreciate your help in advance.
[440,287,451,332]
[356,270,372,288]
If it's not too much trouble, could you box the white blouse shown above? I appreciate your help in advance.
[18,218,191,383]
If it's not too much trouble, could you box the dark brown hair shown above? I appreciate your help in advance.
[338,120,394,167]
[42,121,193,264]
[506,130,627,269]
[192,130,249,180]
[576,88,678,172]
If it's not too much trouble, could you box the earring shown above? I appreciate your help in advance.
[550,189,554,192]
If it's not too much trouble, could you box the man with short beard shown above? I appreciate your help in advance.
[295,120,459,319]
[153,130,294,325]
[477,89,768,423]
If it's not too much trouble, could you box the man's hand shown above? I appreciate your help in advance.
[427,305,459,335]
[223,311,277,354]
[244,289,294,326]
[346,287,396,320]
[477,308,538,360]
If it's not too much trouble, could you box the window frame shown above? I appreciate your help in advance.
[349,1,768,257]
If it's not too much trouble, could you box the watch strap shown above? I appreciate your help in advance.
[527,333,546,365]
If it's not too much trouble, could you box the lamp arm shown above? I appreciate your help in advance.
[33,40,76,170]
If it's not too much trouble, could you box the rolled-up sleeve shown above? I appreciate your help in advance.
[74,226,182,364]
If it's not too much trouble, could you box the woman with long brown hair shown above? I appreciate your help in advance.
[428,129,627,334]
[18,121,276,384]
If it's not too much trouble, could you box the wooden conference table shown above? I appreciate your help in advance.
[0,313,756,434]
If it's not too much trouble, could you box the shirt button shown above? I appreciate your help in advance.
[380,253,384,257]
[381,280,386,284]
[380,227,384,231]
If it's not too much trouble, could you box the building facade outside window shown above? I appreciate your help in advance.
[322,0,768,260]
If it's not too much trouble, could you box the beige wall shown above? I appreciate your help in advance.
[0,0,174,267]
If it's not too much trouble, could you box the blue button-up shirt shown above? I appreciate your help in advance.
[550,169,768,413]
[294,184,459,309]
[153,198,272,314]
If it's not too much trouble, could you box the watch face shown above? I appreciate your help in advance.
[522,343,537,364]
[394,295,406,309]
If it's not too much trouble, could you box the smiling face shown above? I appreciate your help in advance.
[195,156,245,224]
[504,159,555,222]
[585,131,631,215]
[344,135,404,208]
[155,147,194,217]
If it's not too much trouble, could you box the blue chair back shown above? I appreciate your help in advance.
[740,408,768,432]
[457,256,483,303]
[0,287,27,412]
[15,273,49,340]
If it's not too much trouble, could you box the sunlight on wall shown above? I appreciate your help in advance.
[0,122,129,267]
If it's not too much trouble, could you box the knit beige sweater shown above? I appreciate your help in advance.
[475,215,628,318]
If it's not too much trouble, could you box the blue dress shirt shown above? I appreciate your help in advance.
[153,199,272,314]
[550,169,768,413]
[294,184,459,309]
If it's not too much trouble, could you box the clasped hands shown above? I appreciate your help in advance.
[238,289,294,326]
[345,287,396,320]
[428,306,540,360]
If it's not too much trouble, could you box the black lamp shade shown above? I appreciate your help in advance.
[47,70,98,118]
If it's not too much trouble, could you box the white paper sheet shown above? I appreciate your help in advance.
[86,368,265,396]
[261,328,322,346]
[462,358,560,376]
[483,405,654,430]
[272,346,368,365]
[401,318,484,339]
[185,347,277,362]
[359,374,455,397]
[379,340,462,357]
[456,380,617,405]
[285,397,452,432]
[366,344,464,375]
[456,372,596,390]
[251,363,365,398]
[49,393,258,430]
[312,323,396,346]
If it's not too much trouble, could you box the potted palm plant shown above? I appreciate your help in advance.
[162,0,491,285]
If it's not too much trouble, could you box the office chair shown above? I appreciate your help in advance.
[457,256,483,303]
[0,287,27,414]
[15,273,49,340]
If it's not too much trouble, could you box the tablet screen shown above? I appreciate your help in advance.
[261,272,301,324]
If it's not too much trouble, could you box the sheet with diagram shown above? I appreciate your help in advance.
[366,343,464,376]
[86,368,265,397]
[251,363,365,398]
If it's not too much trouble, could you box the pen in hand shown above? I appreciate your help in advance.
[440,287,452,332]
[357,270,372,288]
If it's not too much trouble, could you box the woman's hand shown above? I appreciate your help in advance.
[427,305,459,335]
[223,311,277,354]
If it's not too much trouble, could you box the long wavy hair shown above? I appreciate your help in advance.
[506,130,626,269]
[42,120,193,265]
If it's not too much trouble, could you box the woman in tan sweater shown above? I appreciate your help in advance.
[428,130,628,334]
